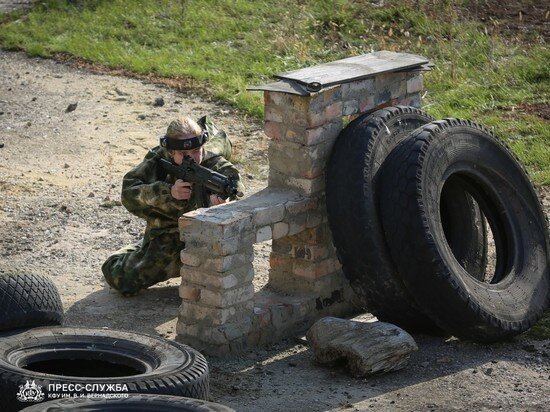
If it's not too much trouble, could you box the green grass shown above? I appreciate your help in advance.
[0,0,548,182]
[527,310,550,340]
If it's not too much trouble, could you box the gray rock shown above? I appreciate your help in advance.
[153,97,165,107]
[306,316,418,377]
[65,103,78,113]
[114,87,130,96]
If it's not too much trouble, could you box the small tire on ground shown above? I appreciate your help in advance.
[325,106,487,331]
[379,118,550,342]
[0,327,210,412]
[0,270,64,331]
[20,394,234,412]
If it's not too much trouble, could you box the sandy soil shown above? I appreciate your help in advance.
[1,50,549,411]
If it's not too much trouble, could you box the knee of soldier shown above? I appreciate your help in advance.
[101,254,118,277]
[104,276,141,297]
[101,257,141,297]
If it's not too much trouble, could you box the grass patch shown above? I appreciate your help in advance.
[0,0,548,182]
[526,310,550,340]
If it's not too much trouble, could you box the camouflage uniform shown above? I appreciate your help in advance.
[102,117,243,296]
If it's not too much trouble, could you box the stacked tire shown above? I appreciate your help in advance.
[0,270,219,411]
[0,327,212,411]
[326,107,549,342]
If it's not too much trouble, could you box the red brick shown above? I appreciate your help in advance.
[264,106,284,122]
[269,253,293,272]
[325,101,343,118]
[179,285,201,302]
[292,258,341,279]
[264,121,283,140]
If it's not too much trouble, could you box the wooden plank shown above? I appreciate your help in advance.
[275,51,429,89]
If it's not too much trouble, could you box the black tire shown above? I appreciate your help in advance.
[20,394,234,412]
[326,106,487,330]
[379,118,550,342]
[440,181,488,280]
[0,327,210,411]
[0,270,64,331]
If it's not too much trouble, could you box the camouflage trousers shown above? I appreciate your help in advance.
[102,231,183,297]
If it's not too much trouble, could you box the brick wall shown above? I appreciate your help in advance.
[176,69,424,355]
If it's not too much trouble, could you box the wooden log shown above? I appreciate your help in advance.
[306,316,418,377]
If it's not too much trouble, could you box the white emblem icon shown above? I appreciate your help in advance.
[16,380,45,402]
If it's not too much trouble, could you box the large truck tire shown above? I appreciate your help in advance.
[379,118,549,342]
[0,327,210,411]
[326,106,487,331]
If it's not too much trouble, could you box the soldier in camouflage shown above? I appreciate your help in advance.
[102,116,244,296]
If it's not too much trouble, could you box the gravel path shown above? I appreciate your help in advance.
[0,0,36,13]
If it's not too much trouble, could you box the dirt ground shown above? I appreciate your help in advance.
[1,50,549,411]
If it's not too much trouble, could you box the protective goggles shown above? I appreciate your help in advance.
[160,129,209,150]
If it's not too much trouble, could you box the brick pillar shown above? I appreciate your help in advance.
[176,209,256,354]
[266,86,343,195]
[262,86,348,313]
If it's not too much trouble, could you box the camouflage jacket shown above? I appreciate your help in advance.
[121,145,244,241]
